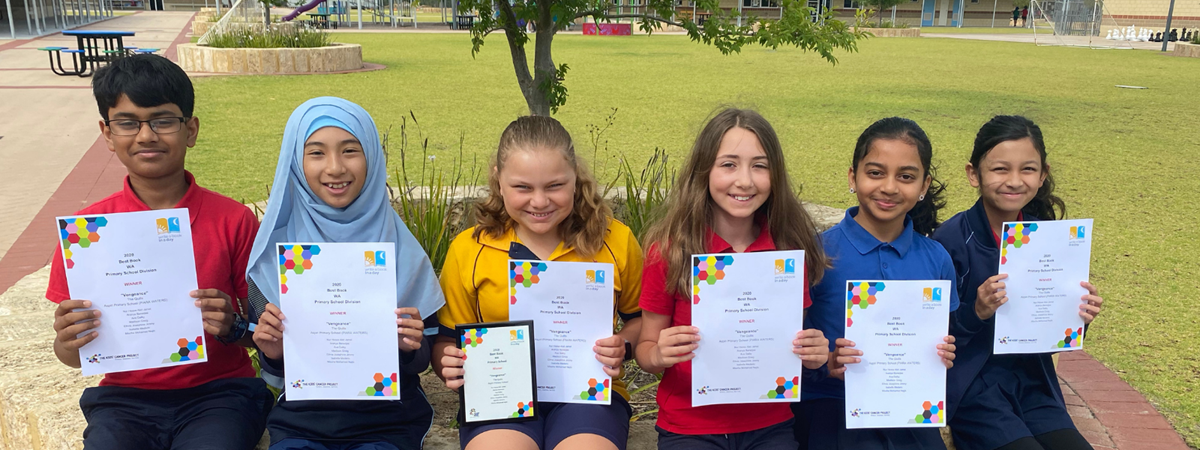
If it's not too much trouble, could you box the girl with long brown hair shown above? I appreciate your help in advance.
[634,108,832,449]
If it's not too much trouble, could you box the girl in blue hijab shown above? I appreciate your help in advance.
[245,97,445,450]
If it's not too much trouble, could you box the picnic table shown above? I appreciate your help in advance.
[40,31,156,77]
[308,12,335,29]
[454,14,476,30]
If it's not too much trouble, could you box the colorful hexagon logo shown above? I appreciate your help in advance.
[845,281,884,327]
[692,255,734,304]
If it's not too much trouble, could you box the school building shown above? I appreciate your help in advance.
[643,0,1200,29]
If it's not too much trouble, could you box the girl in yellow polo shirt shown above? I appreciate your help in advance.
[433,116,643,450]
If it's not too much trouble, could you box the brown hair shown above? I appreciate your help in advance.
[473,116,613,258]
[644,108,828,297]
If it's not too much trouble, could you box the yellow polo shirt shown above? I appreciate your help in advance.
[437,219,644,401]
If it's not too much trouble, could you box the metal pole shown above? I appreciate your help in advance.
[23,0,34,35]
[356,0,360,28]
[990,0,995,27]
[1160,0,1174,51]
[6,0,16,38]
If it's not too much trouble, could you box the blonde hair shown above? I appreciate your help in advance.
[645,108,828,297]
[474,116,613,258]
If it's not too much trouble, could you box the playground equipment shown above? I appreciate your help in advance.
[281,0,416,28]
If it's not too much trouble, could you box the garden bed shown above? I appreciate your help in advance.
[1173,42,1200,58]
[857,27,920,37]
[177,43,363,74]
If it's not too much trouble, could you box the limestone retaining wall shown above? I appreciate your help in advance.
[177,43,363,75]
[1173,42,1200,58]
[858,27,921,37]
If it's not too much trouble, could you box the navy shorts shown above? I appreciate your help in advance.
[792,399,945,450]
[460,395,632,450]
[80,377,273,450]
[270,439,400,450]
[656,418,797,450]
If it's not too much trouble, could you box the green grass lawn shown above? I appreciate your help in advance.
[919,25,1042,34]
[189,33,1200,445]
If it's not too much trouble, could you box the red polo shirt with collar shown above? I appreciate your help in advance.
[46,171,258,390]
[639,225,812,435]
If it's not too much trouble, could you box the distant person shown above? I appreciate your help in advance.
[1021,6,1029,27]
[1012,6,1020,27]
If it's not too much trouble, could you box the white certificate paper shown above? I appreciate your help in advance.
[993,219,1093,354]
[460,321,537,424]
[691,250,807,407]
[844,280,950,429]
[57,209,204,376]
[508,260,614,405]
[279,242,400,401]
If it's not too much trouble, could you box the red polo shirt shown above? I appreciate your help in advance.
[640,226,812,435]
[46,171,258,390]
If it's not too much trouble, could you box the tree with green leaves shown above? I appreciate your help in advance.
[857,0,907,26]
[460,0,869,115]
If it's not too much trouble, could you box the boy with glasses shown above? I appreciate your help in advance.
[45,54,272,449]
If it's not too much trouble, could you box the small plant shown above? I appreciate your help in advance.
[1192,31,1199,44]
[205,24,331,48]
[387,112,478,274]
[615,148,674,242]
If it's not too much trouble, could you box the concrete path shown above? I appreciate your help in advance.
[923,32,1178,51]
[0,11,194,265]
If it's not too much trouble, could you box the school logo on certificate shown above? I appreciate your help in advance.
[922,287,942,302]
[364,251,387,267]
[774,259,795,275]
[586,269,605,284]
[1069,226,1086,240]
[510,329,526,344]
[155,217,180,235]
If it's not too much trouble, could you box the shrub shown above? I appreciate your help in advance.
[205,24,331,48]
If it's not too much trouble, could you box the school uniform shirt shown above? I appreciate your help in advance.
[639,224,813,435]
[45,171,258,390]
[932,199,1066,422]
[803,207,985,402]
[437,219,644,401]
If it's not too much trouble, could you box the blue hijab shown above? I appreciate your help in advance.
[245,97,444,319]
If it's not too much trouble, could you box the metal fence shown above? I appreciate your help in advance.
[196,0,264,44]
[1032,0,1102,36]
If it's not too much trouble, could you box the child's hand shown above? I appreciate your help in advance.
[937,335,956,369]
[395,307,423,353]
[252,303,285,361]
[438,345,466,391]
[1079,281,1103,324]
[792,329,829,370]
[828,338,862,380]
[191,289,235,338]
[53,299,101,351]
[594,335,626,377]
[974,274,1008,320]
[653,326,700,369]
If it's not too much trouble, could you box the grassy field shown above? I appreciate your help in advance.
[189,33,1200,445]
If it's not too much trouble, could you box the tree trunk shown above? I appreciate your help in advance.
[263,1,271,26]
[528,6,556,116]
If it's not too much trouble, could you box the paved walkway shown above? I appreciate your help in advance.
[923,32,1179,51]
[0,11,194,266]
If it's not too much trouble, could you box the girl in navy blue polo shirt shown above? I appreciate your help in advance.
[794,117,979,450]
[932,116,1103,450]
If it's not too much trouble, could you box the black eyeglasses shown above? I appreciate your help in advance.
[105,117,189,136]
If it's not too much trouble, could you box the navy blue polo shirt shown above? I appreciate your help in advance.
[802,207,962,401]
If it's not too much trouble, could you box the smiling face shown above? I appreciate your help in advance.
[302,126,367,209]
[967,137,1046,217]
[100,94,197,181]
[849,138,932,232]
[708,127,771,223]
[497,147,577,239]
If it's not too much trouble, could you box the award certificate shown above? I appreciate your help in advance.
[508,260,615,405]
[280,242,400,401]
[690,250,807,407]
[993,219,1093,354]
[57,209,205,376]
[458,320,538,424]
[844,280,950,429]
